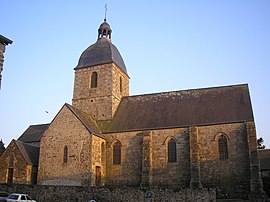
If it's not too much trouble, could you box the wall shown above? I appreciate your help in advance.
[111,64,129,113]
[91,135,106,186]
[198,122,251,198]
[0,184,216,202]
[72,63,129,120]
[104,128,190,187]
[105,131,143,186]
[151,128,190,187]
[103,123,254,199]
[38,106,93,186]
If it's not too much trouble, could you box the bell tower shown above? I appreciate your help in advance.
[72,19,129,121]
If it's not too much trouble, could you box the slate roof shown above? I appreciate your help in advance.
[20,84,253,138]
[14,140,39,166]
[75,37,128,75]
[66,103,101,135]
[102,84,254,133]
[259,149,270,171]
[18,124,49,143]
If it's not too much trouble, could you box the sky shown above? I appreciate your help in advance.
[0,1,270,148]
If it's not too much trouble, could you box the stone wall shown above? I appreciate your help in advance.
[150,128,190,187]
[105,131,143,186]
[38,105,93,186]
[104,127,190,187]
[103,122,257,199]
[0,184,216,202]
[198,122,251,198]
[91,135,106,186]
[72,63,129,120]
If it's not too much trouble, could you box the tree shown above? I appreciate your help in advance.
[0,139,5,156]
[257,137,266,149]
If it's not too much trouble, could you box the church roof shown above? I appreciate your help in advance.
[75,20,128,75]
[76,38,127,75]
[14,140,40,166]
[18,124,49,144]
[102,84,254,133]
[66,103,102,135]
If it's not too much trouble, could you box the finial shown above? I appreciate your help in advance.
[104,3,108,21]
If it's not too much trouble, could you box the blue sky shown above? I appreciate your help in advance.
[1,1,270,148]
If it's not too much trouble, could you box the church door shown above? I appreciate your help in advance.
[95,166,101,186]
[7,168,13,184]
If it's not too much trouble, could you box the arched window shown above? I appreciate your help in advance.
[113,141,121,165]
[63,145,68,163]
[91,72,98,88]
[218,134,228,160]
[168,138,177,163]
[120,77,122,93]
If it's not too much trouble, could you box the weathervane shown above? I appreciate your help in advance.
[104,3,108,21]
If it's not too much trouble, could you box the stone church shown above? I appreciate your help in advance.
[0,18,265,199]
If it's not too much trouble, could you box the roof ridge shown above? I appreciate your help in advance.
[124,83,248,99]
[29,123,50,127]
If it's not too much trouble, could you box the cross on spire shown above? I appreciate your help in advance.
[104,3,108,21]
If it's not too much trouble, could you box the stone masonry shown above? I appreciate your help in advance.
[72,63,129,120]
[0,184,216,202]
[38,105,94,186]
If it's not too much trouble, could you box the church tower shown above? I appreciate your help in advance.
[72,19,129,120]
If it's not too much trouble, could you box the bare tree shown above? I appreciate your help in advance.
[0,139,5,156]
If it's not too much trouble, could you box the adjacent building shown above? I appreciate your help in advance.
[0,34,12,89]
[0,124,48,185]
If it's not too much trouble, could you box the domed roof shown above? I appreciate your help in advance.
[75,19,128,75]
[76,38,127,74]
[99,20,111,30]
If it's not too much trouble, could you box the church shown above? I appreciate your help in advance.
[0,18,265,199]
